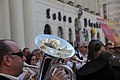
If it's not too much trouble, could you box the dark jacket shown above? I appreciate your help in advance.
[111,51,120,67]
[112,66,120,80]
[77,58,116,80]
[0,75,11,80]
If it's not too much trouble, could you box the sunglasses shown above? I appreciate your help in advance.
[84,46,88,48]
[10,51,24,58]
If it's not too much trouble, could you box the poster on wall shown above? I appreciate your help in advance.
[97,18,120,43]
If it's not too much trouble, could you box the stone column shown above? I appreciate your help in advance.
[89,0,92,11]
[0,0,11,39]
[23,0,37,50]
[9,0,25,49]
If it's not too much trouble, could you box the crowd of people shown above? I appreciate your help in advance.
[0,39,120,80]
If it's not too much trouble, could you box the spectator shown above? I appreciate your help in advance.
[26,53,37,66]
[105,42,114,51]
[23,53,37,80]
[19,54,37,80]
[32,49,43,67]
[23,47,31,57]
[77,40,120,80]
[77,57,116,80]
[87,40,105,61]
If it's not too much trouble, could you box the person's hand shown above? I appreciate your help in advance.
[50,68,69,80]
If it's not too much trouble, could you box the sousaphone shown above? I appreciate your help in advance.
[35,34,76,80]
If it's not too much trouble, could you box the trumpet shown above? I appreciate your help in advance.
[35,34,76,80]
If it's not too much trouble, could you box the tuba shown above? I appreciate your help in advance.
[35,34,81,80]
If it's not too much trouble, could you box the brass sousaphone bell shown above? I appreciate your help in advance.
[35,34,76,80]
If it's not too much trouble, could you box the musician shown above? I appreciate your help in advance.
[0,39,69,80]
[0,39,26,80]
[75,41,88,80]
[23,47,31,57]
[75,41,88,70]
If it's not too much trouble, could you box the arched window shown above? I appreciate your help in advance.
[58,26,63,38]
[44,24,51,34]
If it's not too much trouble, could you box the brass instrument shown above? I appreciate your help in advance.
[35,34,80,80]
[70,55,82,63]
[24,63,39,69]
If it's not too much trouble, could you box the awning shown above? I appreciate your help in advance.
[97,18,120,43]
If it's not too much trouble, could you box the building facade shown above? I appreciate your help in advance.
[0,0,108,50]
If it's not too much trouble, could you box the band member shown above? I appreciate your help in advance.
[0,39,26,80]
[75,41,88,70]
[0,39,69,80]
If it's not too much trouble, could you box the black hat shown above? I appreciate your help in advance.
[77,58,116,80]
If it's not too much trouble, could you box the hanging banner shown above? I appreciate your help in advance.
[97,18,117,43]
[105,20,120,42]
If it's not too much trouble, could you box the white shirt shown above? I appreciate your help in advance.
[0,73,19,80]
[76,52,88,70]
[18,67,36,80]
[66,61,73,68]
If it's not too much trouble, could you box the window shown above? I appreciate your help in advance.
[44,24,51,34]
[52,13,56,20]
[58,26,63,38]
[68,17,72,23]
[58,12,61,21]
[46,8,51,19]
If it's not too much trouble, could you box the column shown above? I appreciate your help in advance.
[89,0,92,11]
[94,0,99,13]
[92,0,95,11]
[0,0,11,39]
[23,0,37,50]
[9,0,25,49]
